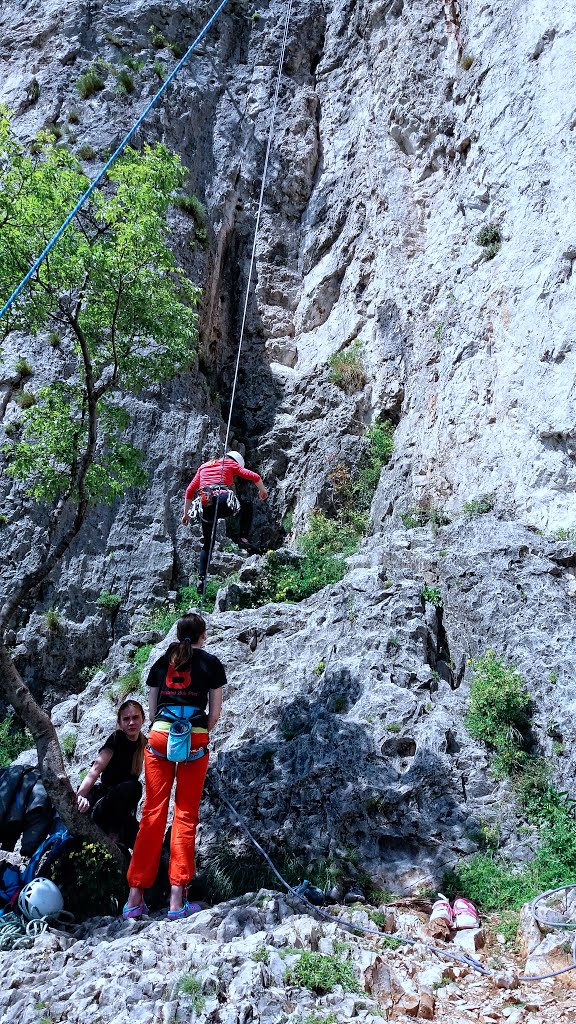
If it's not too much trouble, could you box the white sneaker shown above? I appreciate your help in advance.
[453,897,480,929]
[429,893,454,926]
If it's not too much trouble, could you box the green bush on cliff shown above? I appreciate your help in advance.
[465,651,531,768]
[447,651,576,912]
[0,714,32,767]
[49,841,125,917]
[254,546,346,604]
[446,804,576,912]
[328,340,366,393]
[286,951,359,994]
[76,66,106,99]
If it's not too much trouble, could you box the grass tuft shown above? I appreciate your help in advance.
[328,340,366,393]
[76,67,106,99]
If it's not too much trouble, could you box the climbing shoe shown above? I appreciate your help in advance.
[343,885,366,904]
[167,900,202,921]
[122,899,149,921]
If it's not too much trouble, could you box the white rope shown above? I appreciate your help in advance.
[200,0,295,603]
[222,0,295,456]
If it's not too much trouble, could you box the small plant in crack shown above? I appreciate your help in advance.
[421,585,443,608]
[476,223,501,260]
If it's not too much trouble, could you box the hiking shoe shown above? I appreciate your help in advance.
[122,899,149,921]
[343,885,366,904]
[453,897,480,929]
[429,893,454,926]
[167,900,202,921]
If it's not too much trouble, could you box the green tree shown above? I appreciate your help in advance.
[0,111,200,848]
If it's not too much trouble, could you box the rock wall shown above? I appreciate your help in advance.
[1,0,575,893]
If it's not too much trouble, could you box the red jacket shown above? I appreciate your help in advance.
[185,457,260,504]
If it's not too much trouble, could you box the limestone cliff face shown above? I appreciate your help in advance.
[1,1,576,876]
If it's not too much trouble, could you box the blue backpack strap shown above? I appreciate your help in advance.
[0,862,23,916]
[22,828,74,886]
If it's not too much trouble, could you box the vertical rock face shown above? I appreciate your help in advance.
[1,1,574,613]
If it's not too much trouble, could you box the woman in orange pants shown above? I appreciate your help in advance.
[123,612,226,920]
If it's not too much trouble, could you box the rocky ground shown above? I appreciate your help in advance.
[2,889,576,1023]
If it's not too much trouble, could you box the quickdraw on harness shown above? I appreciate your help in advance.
[147,706,208,764]
[189,484,241,522]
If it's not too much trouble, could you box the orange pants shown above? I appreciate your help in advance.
[127,729,209,888]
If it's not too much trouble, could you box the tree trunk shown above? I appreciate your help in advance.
[0,643,125,868]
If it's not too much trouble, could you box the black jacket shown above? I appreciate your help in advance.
[0,765,56,856]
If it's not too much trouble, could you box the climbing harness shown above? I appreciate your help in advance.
[148,734,208,764]
[196,485,241,518]
[147,706,209,764]
[210,771,576,985]
[198,0,295,607]
[0,0,231,322]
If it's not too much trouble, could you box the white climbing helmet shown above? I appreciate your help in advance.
[18,877,64,921]
[226,451,245,468]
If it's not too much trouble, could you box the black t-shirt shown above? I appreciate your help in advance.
[147,647,227,727]
[99,731,140,787]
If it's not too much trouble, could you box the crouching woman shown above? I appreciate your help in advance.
[123,612,226,921]
[77,699,146,847]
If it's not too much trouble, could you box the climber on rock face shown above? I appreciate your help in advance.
[181,451,268,589]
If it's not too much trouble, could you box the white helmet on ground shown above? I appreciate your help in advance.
[18,877,64,920]
[226,451,245,468]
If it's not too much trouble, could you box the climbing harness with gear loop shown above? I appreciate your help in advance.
[190,485,241,522]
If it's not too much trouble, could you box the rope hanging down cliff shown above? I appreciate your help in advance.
[0,0,231,322]
[198,0,295,604]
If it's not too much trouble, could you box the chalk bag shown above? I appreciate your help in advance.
[166,720,192,763]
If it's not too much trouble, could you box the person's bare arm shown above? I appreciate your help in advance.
[182,497,193,524]
[76,749,113,812]
[255,477,268,500]
[207,688,223,733]
[148,686,159,726]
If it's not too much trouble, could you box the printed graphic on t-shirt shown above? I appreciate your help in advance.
[165,663,192,691]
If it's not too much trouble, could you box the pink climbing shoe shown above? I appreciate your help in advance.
[452,897,480,929]
[167,900,202,921]
[429,893,454,927]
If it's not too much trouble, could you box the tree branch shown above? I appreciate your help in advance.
[0,643,125,867]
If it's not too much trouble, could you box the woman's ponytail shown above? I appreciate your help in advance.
[170,612,206,667]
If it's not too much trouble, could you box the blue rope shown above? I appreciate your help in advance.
[0,0,230,323]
